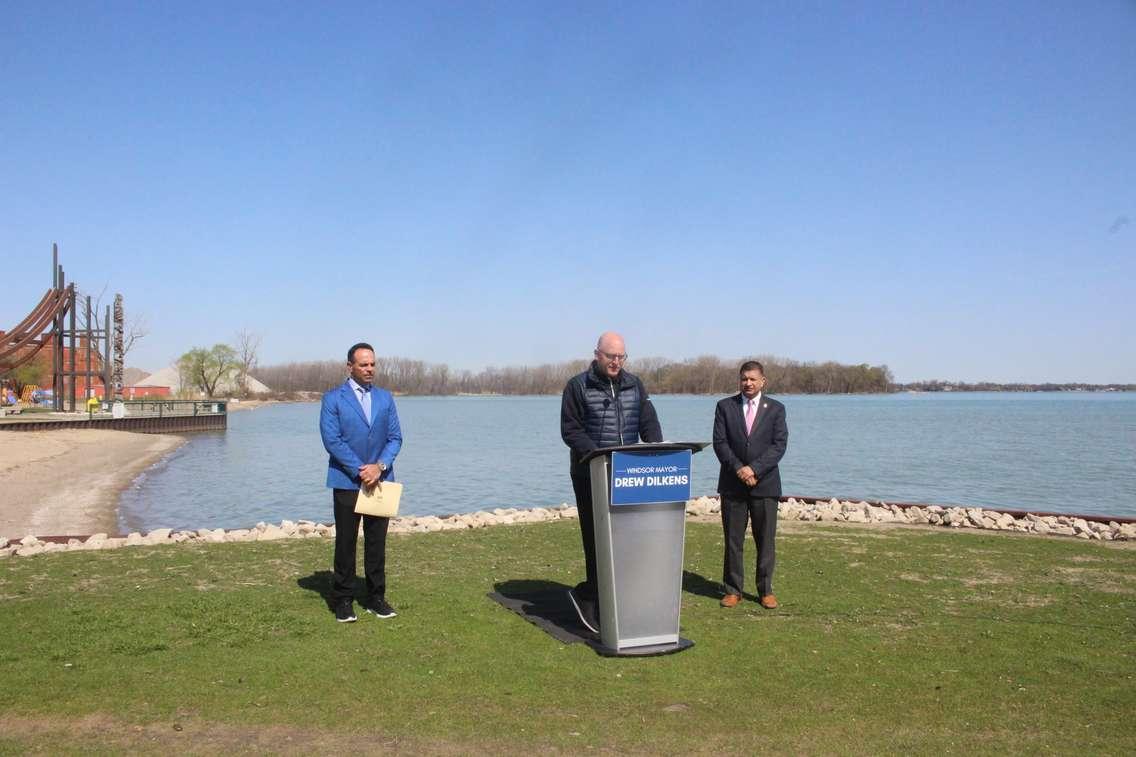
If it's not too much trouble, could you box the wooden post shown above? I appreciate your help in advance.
[85,295,93,404]
[68,284,76,412]
[104,305,112,401]
[113,294,124,400]
[54,259,65,411]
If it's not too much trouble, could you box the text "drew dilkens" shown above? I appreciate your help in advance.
[613,475,690,487]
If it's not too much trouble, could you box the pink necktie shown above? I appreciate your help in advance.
[744,399,756,434]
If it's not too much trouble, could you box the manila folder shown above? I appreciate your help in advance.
[354,481,402,518]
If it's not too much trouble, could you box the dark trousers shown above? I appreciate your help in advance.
[332,488,390,603]
[721,494,778,597]
[571,473,598,602]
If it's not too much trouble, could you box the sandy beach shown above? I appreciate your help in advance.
[0,429,184,539]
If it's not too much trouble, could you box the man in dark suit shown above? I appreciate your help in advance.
[319,342,403,623]
[712,360,788,609]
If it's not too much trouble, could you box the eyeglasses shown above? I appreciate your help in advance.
[597,350,628,362]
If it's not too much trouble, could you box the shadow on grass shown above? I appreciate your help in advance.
[297,571,370,614]
[491,579,595,645]
[682,569,746,601]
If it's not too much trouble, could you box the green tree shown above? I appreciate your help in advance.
[177,344,239,398]
[1,353,50,399]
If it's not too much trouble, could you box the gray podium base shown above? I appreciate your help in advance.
[591,638,694,657]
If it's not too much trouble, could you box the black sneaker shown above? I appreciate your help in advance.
[567,587,599,634]
[364,597,397,619]
[335,601,357,623]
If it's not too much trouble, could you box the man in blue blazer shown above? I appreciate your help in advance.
[319,342,403,623]
[712,360,788,610]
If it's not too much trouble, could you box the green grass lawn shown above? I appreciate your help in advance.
[1,521,1133,754]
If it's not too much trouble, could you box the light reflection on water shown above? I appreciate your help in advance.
[118,392,1136,532]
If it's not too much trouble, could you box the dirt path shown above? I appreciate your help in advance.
[0,713,504,755]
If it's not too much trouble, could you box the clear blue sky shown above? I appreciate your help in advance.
[3,2,1133,383]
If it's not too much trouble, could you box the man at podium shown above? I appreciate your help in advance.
[560,331,663,632]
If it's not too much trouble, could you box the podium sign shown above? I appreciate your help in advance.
[610,450,692,505]
[585,442,705,656]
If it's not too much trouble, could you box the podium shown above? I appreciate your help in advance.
[579,442,707,656]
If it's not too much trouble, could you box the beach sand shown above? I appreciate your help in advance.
[0,429,185,539]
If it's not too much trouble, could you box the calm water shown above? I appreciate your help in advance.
[118,393,1136,532]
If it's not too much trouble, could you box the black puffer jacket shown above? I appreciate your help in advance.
[560,362,663,476]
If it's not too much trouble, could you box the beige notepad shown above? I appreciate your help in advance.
[354,481,403,517]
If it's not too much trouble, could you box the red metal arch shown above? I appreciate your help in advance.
[0,287,74,373]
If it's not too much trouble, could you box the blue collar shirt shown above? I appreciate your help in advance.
[348,377,372,424]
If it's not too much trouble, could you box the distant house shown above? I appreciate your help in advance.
[139,366,271,397]
[124,384,171,399]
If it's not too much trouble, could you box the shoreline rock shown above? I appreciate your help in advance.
[1,498,1132,559]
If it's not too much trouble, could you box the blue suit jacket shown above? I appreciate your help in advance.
[319,381,403,490]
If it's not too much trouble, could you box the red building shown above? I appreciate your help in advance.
[1,334,169,400]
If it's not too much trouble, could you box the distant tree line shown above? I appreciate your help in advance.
[634,357,893,395]
[894,380,1136,392]
[253,355,895,396]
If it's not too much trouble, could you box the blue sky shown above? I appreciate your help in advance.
[2,2,1133,383]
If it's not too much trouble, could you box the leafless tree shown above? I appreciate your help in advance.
[122,313,149,364]
[234,330,262,397]
[73,285,148,365]
[75,283,109,331]
[253,353,893,396]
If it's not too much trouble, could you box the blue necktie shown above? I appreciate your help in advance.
[359,386,372,424]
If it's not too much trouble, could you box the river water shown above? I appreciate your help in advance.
[118,392,1136,532]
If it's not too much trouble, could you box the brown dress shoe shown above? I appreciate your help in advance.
[720,594,742,608]
[759,594,779,609]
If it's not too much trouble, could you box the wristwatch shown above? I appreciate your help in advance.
[376,462,387,474]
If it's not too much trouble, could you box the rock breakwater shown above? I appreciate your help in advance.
[2,498,1132,559]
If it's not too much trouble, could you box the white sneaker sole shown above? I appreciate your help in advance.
[365,608,397,619]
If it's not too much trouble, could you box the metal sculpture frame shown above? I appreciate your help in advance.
[0,244,115,411]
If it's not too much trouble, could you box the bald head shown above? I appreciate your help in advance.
[594,331,627,379]
[596,331,625,353]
